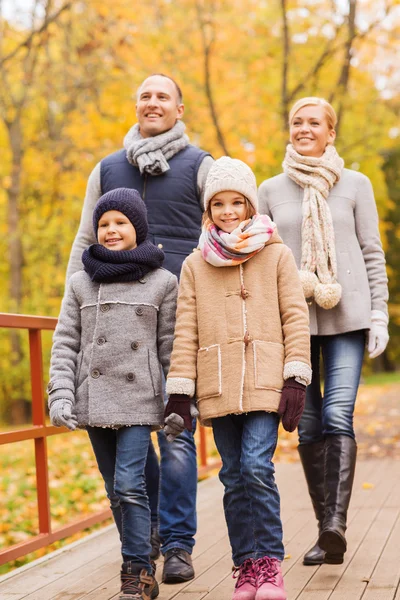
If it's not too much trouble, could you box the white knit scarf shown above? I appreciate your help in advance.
[282,143,344,310]
[123,120,189,176]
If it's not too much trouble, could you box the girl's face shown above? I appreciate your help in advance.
[290,105,336,157]
[210,191,248,233]
[97,210,137,251]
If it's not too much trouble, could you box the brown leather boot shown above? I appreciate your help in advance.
[318,435,357,560]
[298,441,326,565]
[119,561,159,600]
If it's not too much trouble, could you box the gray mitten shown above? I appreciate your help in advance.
[49,399,78,431]
[164,400,199,443]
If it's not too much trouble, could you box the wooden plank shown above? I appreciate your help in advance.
[295,507,379,600]
[362,511,400,600]
[2,460,400,600]
[322,508,399,600]
[0,528,119,598]
[170,552,233,600]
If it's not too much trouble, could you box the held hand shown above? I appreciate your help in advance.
[368,310,389,359]
[278,378,306,433]
[164,397,198,442]
[49,400,78,431]
[164,394,193,432]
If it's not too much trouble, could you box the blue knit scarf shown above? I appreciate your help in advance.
[82,241,164,283]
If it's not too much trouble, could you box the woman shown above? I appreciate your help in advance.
[258,97,389,566]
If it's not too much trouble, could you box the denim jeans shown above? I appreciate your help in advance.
[212,411,284,566]
[145,425,197,554]
[298,330,365,445]
[87,425,152,570]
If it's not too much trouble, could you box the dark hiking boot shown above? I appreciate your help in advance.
[318,435,357,557]
[120,561,159,600]
[298,441,326,565]
[162,548,194,583]
[150,525,161,561]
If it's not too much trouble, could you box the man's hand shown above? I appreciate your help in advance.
[278,378,306,432]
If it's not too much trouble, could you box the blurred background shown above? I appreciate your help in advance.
[0,0,400,572]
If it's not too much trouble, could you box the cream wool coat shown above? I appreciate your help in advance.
[258,170,388,335]
[166,233,312,426]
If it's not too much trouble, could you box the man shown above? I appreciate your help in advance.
[66,74,213,584]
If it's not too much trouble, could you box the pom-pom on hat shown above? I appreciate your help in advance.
[93,188,148,245]
[204,156,258,212]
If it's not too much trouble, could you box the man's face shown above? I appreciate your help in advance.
[136,76,184,138]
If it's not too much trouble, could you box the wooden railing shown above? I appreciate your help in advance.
[0,312,218,566]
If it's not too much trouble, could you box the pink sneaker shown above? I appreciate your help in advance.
[232,558,257,600]
[255,557,286,600]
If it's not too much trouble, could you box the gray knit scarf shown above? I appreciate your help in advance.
[123,120,189,176]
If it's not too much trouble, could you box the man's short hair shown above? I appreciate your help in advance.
[137,73,183,104]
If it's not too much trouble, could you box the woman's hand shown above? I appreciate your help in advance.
[368,310,389,359]
[278,378,306,432]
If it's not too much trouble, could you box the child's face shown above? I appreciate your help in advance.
[210,191,248,233]
[97,210,137,251]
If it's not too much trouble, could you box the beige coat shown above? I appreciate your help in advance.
[166,233,311,426]
[258,170,388,335]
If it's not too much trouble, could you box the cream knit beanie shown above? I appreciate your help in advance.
[204,157,258,212]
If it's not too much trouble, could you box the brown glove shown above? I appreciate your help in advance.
[278,377,306,432]
[164,394,193,432]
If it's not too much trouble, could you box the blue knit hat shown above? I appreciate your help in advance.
[93,188,148,245]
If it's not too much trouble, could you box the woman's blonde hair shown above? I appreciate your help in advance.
[202,195,256,227]
[289,97,337,130]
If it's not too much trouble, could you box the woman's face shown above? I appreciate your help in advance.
[290,105,336,157]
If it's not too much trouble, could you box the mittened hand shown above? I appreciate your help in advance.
[368,310,389,359]
[49,399,78,431]
[164,394,193,433]
[278,377,306,433]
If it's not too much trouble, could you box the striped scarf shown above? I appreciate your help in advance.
[198,214,276,267]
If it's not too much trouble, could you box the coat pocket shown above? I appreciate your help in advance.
[253,340,284,391]
[148,349,162,397]
[196,345,222,399]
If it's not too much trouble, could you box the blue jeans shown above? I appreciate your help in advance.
[87,425,152,570]
[146,425,197,554]
[212,411,284,566]
[298,330,365,445]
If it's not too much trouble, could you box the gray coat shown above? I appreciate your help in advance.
[258,169,388,336]
[48,268,178,429]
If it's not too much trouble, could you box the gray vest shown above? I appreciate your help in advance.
[100,145,210,278]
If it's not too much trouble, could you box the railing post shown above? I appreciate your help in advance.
[199,426,208,468]
[29,328,51,534]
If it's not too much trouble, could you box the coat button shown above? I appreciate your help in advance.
[131,341,140,350]
[135,307,144,316]
[100,304,110,312]
[97,337,106,345]
[139,278,146,284]
[157,243,163,249]
[126,372,135,382]
[91,369,100,379]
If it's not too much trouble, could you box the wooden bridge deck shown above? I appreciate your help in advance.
[1,458,400,600]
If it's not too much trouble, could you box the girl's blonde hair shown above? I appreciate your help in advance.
[202,195,256,227]
[289,97,337,130]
